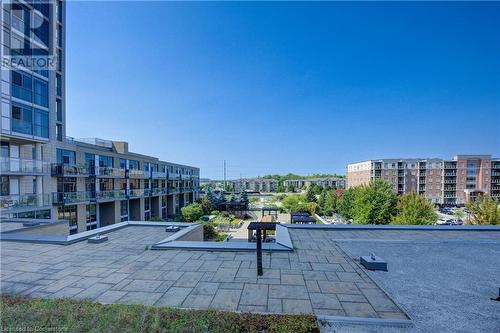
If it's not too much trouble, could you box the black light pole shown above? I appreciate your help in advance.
[256,228,263,276]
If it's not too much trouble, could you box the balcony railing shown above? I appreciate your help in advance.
[0,157,50,175]
[51,163,90,177]
[0,194,51,211]
[168,172,181,179]
[97,167,125,178]
[52,191,91,205]
[128,188,146,198]
[151,171,167,179]
[491,172,500,177]
[444,173,457,177]
[95,190,127,201]
[150,188,168,196]
[128,169,150,179]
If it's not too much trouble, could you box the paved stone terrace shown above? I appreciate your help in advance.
[0,226,407,319]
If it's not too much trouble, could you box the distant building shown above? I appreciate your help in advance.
[283,178,345,191]
[229,178,278,193]
[347,155,500,205]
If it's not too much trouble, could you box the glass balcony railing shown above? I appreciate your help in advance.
[151,171,167,179]
[0,194,51,211]
[128,188,146,198]
[0,157,50,174]
[149,188,168,196]
[95,189,127,201]
[51,163,90,176]
[52,191,91,205]
[11,119,33,135]
[128,169,149,179]
[97,167,126,178]
[168,172,181,179]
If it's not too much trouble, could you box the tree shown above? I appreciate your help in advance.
[200,196,212,214]
[466,195,500,225]
[281,194,307,213]
[318,191,327,210]
[352,180,397,224]
[181,203,204,222]
[454,208,465,221]
[305,186,317,203]
[391,192,438,225]
[337,187,357,219]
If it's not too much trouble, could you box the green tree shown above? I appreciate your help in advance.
[281,194,306,213]
[200,196,212,214]
[305,186,317,203]
[286,184,295,193]
[453,208,465,221]
[318,191,327,210]
[466,195,500,225]
[337,187,357,219]
[391,192,438,225]
[181,203,204,222]
[352,180,397,224]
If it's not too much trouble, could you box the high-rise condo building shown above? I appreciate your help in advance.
[0,1,200,233]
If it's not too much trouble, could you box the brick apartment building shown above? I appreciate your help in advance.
[347,155,500,205]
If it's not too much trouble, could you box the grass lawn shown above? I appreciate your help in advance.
[0,295,319,333]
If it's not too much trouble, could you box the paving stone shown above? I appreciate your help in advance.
[182,294,213,308]
[96,290,128,304]
[49,287,85,299]
[156,287,192,306]
[211,268,237,282]
[313,308,346,316]
[281,274,305,285]
[220,260,241,268]
[129,270,165,280]
[257,278,280,285]
[310,293,342,310]
[306,280,321,293]
[155,280,175,293]
[269,285,309,299]
[5,272,47,284]
[341,301,378,318]
[121,279,163,292]
[303,270,328,281]
[360,288,400,312]
[174,272,204,287]
[319,281,360,295]
[336,294,367,303]
[311,263,344,272]
[219,282,244,290]
[337,272,364,282]
[160,271,184,281]
[72,277,102,289]
[191,282,219,295]
[100,273,130,284]
[198,261,222,272]
[268,298,282,313]
[238,305,267,312]
[118,291,163,305]
[240,284,268,306]
[270,258,290,269]
[210,289,241,311]
[74,283,113,300]
[282,299,313,314]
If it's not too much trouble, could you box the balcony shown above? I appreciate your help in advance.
[97,167,125,178]
[168,172,181,180]
[151,171,167,179]
[51,164,90,177]
[128,169,150,179]
[0,194,51,212]
[52,191,91,205]
[0,157,49,175]
[444,164,457,169]
[94,190,127,202]
[150,188,168,196]
[491,172,500,177]
[128,188,146,198]
[444,173,457,177]
[444,179,456,184]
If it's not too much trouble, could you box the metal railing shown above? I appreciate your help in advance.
[51,163,90,176]
[128,188,146,198]
[52,191,91,205]
[95,189,127,201]
[0,157,50,174]
[97,167,125,178]
[0,194,51,210]
[128,169,149,179]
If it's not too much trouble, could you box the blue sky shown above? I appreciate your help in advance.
[66,1,500,179]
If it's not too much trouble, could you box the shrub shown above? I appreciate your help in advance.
[202,222,218,240]
[181,203,204,222]
[391,192,438,225]
[466,195,500,225]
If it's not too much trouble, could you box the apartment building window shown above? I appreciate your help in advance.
[144,198,150,211]
[119,158,126,169]
[0,176,9,196]
[33,109,49,138]
[11,3,29,35]
[58,206,77,235]
[56,99,62,121]
[129,160,139,170]
[11,71,33,102]
[56,74,62,96]
[86,204,97,231]
[56,148,75,164]
[99,155,113,168]
[56,124,63,141]
[57,177,76,193]
[85,178,95,195]
[32,78,48,108]
[11,104,32,135]
[120,201,129,222]
[99,178,113,191]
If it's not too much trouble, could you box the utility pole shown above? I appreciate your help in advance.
[223,160,226,191]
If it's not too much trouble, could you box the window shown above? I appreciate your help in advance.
[57,177,76,193]
[56,74,62,96]
[85,153,95,168]
[120,200,129,222]
[33,109,49,138]
[33,78,48,107]
[58,206,77,235]
[56,148,76,164]
[11,71,32,102]
[0,176,9,196]
[56,99,62,121]
[98,155,113,168]
[99,178,113,191]
[129,160,139,170]
[119,158,127,169]
[56,124,63,141]
[11,104,32,135]
[32,14,49,46]
[86,204,97,231]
